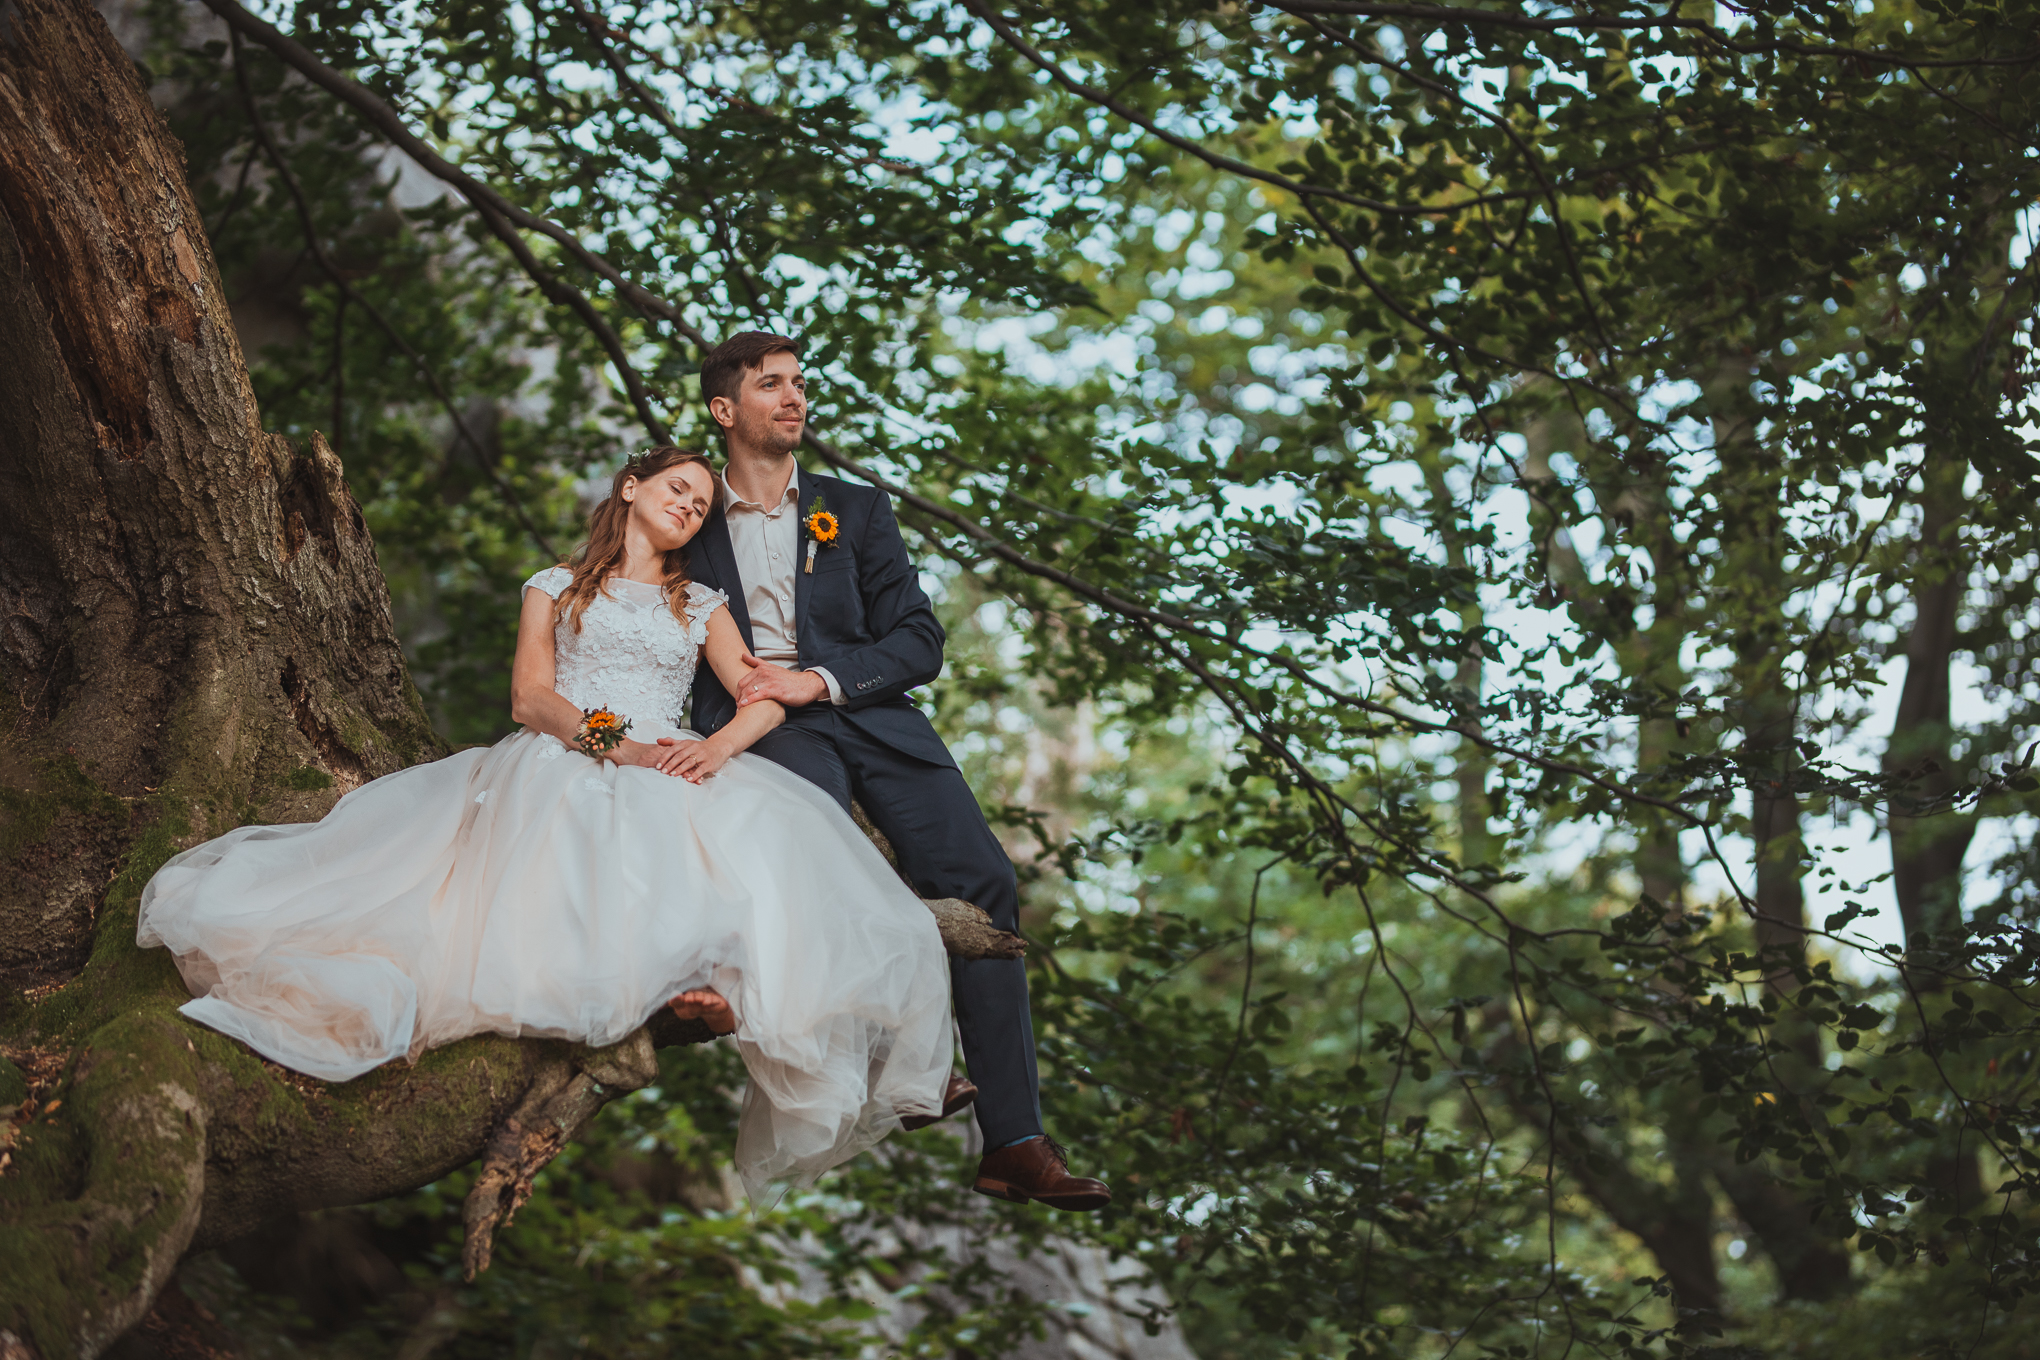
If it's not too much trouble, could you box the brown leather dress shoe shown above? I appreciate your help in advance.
[974,1136,1111,1211]
[901,1074,978,1131]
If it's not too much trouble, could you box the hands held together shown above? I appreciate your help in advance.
[734,652,828,708]
[594,652,807,782]
[608,736,730,782]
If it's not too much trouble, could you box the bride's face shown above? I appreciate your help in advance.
[623,462,715,551]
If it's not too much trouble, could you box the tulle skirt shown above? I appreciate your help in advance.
[137,727,954,1198]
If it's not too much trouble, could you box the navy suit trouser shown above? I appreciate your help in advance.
[747,705,1044,1147]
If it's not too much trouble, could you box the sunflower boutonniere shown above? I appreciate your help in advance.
[802,496,840,575]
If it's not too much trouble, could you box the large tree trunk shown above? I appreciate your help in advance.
[0,0,437,998]
[0,1,581,1350]
[0,5,1013,1354]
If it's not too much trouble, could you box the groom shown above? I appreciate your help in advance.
[684,332,1111,1211]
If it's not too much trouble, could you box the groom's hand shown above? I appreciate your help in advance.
[736,653,828,708]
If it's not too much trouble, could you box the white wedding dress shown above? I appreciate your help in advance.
[138,567,953,1197]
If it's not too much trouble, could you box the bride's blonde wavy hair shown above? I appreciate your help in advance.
[555,447,717,633]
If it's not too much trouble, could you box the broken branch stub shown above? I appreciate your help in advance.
[923,896,1027,960]
[459,1028,657,1279]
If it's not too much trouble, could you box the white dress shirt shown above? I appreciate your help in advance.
[719,469,845,705]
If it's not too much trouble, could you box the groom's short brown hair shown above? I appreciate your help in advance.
[700,331,803,412]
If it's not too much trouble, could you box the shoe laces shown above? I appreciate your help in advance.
[1042,1136,1073,1173]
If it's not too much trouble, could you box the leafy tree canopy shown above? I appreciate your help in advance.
[115,0,2040,1353]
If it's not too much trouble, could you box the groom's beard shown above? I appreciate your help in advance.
[737,407,804,457]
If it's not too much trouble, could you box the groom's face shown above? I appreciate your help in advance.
[717,351,807,457]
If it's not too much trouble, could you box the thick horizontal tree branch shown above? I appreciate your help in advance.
[465,847,1033,1278]
[4,864,1018,1353]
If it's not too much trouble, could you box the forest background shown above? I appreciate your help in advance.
[5,0,2040,1356]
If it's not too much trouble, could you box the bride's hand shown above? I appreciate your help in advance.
[647,737,696,776]
[608,738,691,776]
[667,737,732,784]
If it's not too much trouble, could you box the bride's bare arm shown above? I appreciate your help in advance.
[510,586,689,774]
[665,606,785,783]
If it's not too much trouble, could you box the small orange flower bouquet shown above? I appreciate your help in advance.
[575,706,631,757]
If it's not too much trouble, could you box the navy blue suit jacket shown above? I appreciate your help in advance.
[685,467,955,768]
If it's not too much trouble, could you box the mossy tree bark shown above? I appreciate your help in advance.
[0,1,603,1352]
[0,3,638,1354]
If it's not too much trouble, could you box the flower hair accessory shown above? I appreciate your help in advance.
[803,497,839,574]
[575,707,632,757]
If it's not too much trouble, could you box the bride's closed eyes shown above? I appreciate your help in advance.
[658,472,712,528]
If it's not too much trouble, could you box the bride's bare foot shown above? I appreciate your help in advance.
[667,988,736,1035]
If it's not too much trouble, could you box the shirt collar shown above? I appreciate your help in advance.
[720,467,801,514]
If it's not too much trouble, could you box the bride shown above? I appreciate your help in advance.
[138,448,955,1198]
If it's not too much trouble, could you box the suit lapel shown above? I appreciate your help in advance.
[696,504,754,650]
[792,466,816,653]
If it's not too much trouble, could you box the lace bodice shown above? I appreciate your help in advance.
[523,567,726,735]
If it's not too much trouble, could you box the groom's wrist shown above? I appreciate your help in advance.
[807,667,847,706]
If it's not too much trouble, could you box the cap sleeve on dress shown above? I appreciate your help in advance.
[522,565,573,598]
[684,582,728,645]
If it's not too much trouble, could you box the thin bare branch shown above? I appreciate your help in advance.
[956,0,1531,218]
[198,0,712,351]
[801,430,1734,863]
[1269,0,2040,69]
[231,31,561,559]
